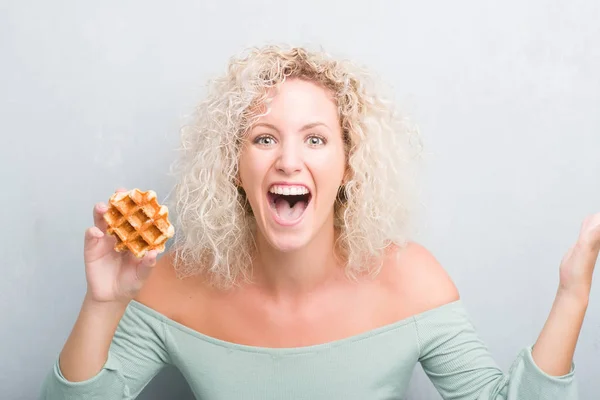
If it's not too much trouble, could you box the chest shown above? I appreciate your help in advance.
[172,281,414,349]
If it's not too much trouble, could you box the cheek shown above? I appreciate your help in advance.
[237,153,253,187]
[312,150,346,197]
[324,146,346,176]
[238,151,269,188]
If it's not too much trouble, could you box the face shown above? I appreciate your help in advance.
[238,78,346,252]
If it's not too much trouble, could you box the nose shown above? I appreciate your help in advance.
[274,141,303,175]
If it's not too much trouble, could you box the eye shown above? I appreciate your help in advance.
[307,135,326,147]
[254,135,276,146]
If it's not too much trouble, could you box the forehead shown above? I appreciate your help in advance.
[255,78,339,129]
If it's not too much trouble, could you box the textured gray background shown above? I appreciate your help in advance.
[1,0,599,399]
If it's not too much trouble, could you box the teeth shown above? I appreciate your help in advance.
[269,185,309,196]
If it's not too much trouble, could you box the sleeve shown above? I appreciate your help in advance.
[415,301,578,400]
[39,301,171,400]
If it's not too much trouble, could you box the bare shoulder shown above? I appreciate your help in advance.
[134,250,200,319]
[382,241,460,313]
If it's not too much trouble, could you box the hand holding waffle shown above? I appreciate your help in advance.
[84,188,175,304]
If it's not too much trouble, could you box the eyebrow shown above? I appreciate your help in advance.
[252,122,331,132]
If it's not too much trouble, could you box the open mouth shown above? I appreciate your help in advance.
[267,185,312,224]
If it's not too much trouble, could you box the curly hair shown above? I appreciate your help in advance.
[167,44,425,288]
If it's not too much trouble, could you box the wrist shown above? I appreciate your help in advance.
[83,292,130,314]
[556,286,589,311]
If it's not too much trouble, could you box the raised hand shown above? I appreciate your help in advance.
[83,188,158,304]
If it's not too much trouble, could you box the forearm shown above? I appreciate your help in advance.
[531,288,588,376]
[58,293,129,382]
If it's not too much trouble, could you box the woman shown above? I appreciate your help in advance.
[41,45,597,399]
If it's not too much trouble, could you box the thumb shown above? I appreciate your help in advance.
[84,227,104,256]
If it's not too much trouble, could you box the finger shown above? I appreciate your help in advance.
[115,187,128,193]
[135,250,158,282]
[123,249,143,266]
[84,226,104,240]
[132,249,158,267]
[123,248,153,268]
[93,203,109,232]
[84,225,120,262]
[142,250,158,266]
[84,226,104,252]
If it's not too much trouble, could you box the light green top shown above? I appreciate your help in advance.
[39,299,577,399]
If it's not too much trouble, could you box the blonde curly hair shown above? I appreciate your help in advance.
[167,44,425,288]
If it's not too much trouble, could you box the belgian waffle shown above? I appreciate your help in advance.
[103,189,175,258]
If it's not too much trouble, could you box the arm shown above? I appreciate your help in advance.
[40,298,170,399]
[58,294,130,382]
[416,300,577,400]
[531,222,599,376]
[530,288,587,377]
[404,240,590,399]
[40,194,171,399]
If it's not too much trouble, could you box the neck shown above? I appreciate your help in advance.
[251,219,343,301]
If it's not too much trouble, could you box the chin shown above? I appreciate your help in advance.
[262,230,313,253]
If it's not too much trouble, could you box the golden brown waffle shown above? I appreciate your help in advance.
[103,189,175,258]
